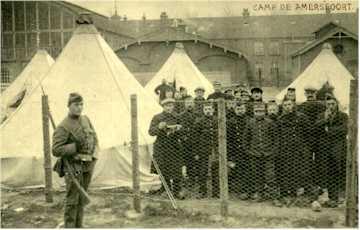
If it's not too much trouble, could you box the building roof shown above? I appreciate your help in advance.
[291,22,358,57]
[63,2,357,41]
[117,26,248,59]
[183,13,358,39]
[57,1,135,39]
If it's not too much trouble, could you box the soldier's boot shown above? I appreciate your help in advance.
[75,204,85,228]
[64,205,78,228]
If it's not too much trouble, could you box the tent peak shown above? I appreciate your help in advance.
[74,24,99,35]
[76,12,94,25]
[322,42,332,50]
[175,42,184,49]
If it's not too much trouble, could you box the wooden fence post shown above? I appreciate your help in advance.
[345,79,358,227]
[131,94,141,213]
[41,95,53,203]
[218,99,228,218]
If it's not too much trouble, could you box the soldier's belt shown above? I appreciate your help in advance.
[74,153,94,162]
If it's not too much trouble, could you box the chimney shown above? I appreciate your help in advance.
[160,12,168,24]
[242,8,250,25]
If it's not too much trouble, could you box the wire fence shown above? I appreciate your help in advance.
[132,80,358,226]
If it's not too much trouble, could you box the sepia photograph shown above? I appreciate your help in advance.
[0,0,358,228]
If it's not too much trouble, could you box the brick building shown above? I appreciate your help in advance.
[1,1,358,90]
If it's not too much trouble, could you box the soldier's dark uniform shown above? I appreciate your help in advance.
[277,111,312,197]
[314,107,348,202]
[52,114,98,228]
[178,108,197,186]
[193,114,219,197]
[243,114,277,199]
[227,112,249,196]
[149,107,184,196]
[298,98,326,193]
[194,96,206,117]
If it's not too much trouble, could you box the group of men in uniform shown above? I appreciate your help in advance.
[50,80,348,226]
[149,81,348,209]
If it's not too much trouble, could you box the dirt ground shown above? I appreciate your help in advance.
[1,187,347,228]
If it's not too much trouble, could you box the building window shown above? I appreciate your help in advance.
[255,62,263,85]
[25,1,37,31]
[2,1,13,32]
[254,42,264,56]
[39,2,49,30]
[14,1,25,31]
[50,5,61,29]
[271,62,280,87]
[1,68,11,84]
[63,10,74,29]
[270,42,280,56]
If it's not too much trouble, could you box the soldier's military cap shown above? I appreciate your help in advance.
[241,90,250,96]
[251,87,263,94]
[160,98,176,106]
[224,89,233,93]
[267,100,277,105]
[194,87,205,92]
[287,87,296,91]
[253,102,266,111]
[304,86,317,92]
[68,92,83,106]
[203,100,214,107]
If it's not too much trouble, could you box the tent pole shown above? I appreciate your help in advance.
[131,94,141,213]
[345,79,358,227]
[218,99,228,218]
[41,95,53,203]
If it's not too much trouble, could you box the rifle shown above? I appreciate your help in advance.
[42,87,92,205]
[63,159,91,205]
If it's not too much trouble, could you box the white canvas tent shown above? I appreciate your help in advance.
[276,43,354,112]
[1,50,54,123]
[0,22,162,190]
[145,42,214,99]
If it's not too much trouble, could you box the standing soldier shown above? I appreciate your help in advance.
[224,89,235,99]
[298,86,326,197]
[193,102,219,198]
[243,103,280,206]
[148,98,184,198]
[207,81,232,100]
[226,100,236,120]
[227,102,250,199]
[267,100,279,121]
[285,88,296,102]
[155,79,175,102]
[314,95,348,208]
[298,87,325,123]
[179,86,189,99]
[174,91,185,114]
[247,87,263,117]
[178,97,197,189]
[277,98,312,204]
[194,87,206,117]
[52,93,98,228]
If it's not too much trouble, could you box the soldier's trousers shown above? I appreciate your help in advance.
[64,170,92,228]
[249,155,276,195]
[316,153,346,201]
